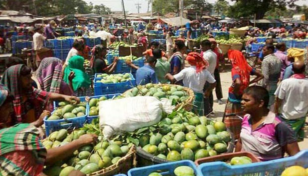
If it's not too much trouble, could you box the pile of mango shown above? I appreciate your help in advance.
[109,41,137,49]
[140,111,231,162]
[228,156,253,165]
[149,166,196,176]
[119,55,141,61]
[43,125,133,175]
[88,95,120,117]
[97,73,132,84]
[124,84,189,106]
[48,101,87,120]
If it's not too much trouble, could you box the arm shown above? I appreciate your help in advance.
[284,142,300,157]
[275,123,300,157]
[105,58,119,74]
[126,59,140,70]
[204,82,216,97]
[235,138,242,152]
[233,78,242,96]
[165,73,176,83]
[45,134,97,165]
[274,97,283,114]
[249,69,264,84]
[261,60,269,87]
[48,92,80,104]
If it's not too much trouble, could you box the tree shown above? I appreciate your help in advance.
[228,0,298,19]
[93,4,111,15]
[213,0,229,16]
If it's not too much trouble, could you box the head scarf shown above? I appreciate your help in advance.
[186,52,208,73]
[36,57,63,93]
[63,55,91,91]
[228,50,253,89]
[0,84,8,107]
[287,48,305,62]
[0,64,43,123]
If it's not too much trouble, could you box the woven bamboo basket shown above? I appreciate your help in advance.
[89,146,137,176]
[218,43,231,55]
[231,43,243,51]
[123,84,195,111]
[229,29,246,37]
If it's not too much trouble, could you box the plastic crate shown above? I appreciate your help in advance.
[94,73,136,95]
[282,40,294,48]
[47,39,72,49]
[195,152,260,166]
[86,93,120,123]
[65,32,75,37]
[114,174,126,176]
[114,59,132,74]
[251,43,265,52]
[151,39,166,45]
[293,41,307,48]
[128,160,198,176]
[198,149,308,176]
[44,116,87,136]
[256,37,267,43]
[132,58,145,73]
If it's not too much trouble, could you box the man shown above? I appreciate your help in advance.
[33,26,52,68]
[170,40,186,75]
[258,38,274,62]
[165,52,216,115]
[261,45,281,107]
[153,49,170,83]
[44,20,59,39]
[201,39,217,116]
[274,61,308,142]
[135,57,158,85]
[274,43,290,80]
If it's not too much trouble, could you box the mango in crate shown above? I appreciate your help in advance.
[47,101,87,120]
[99,73,132,84]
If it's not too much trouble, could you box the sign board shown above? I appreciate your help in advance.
[118,46,144,57]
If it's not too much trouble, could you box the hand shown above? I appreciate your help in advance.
[68,71,75,81]
[204,91,210,98]
[34,110,51,127]
[85,96,90,102]
[64,96,80,105]
[78,134,98,145]
[125,59,132,66]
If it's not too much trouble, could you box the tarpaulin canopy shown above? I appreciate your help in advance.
[159,17,191,26]
[250,19,281,24]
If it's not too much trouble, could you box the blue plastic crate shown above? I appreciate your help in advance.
[48,39,71,49]
[282,39,294,48]
[12,35,25,41]
[94,73,136,95]
[65,32,75,37]
[132,58,145,73]
[251,43,265,52]
[45,97,88,136]
[293,41,307,48]
[256,37,267,43]
[128,160,198,176]
[86,94,120,123]
[115,59,132,73]
[151,39,166,45]
[198,149,308,176]
[113,174,126,176]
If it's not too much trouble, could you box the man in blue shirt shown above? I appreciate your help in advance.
[135,57,159,85]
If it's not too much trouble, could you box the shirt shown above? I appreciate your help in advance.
[33,32,46,51]
[282,64,294,80]
[136,65,158,85]
[174,66,216,93]
[65,48,78,65]
[155,58,171,84]
[44,26,56,39]
[93,58,108,74]
[170,55,183,75]
[203,50,217,76]
[240,112,297,161]
[261,54,282,87]
[275,77,308,120]
[144,49,166,57]
[274,50,290,78]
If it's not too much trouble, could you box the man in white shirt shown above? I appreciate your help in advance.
[274,61,308,141]
[33,26,46,51]
[201,40,217,116]
[165,52,216,116]
[33,26,48,68]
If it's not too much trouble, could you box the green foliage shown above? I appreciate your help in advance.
[213,0,229,15]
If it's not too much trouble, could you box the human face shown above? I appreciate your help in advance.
[262,47,269,56]
[101,49,107,58]
[20,73,33,90]
[241,93,263,114]
[0,101,13,124]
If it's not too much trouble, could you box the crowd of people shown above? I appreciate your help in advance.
[0,19,308,175]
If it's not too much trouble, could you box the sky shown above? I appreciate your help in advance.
[84,0,308,13]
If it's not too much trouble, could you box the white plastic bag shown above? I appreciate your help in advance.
[99,96,174,139]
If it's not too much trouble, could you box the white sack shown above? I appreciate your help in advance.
[99,96,174,139]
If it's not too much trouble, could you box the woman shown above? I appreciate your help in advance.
[236,86,299,161]
[0,85,96,176]
[65,39,85,66]
[63,55,91,96]
[36,57,74,109]
[92,45,118,74]
[165,52,215,116]
[224,50,264,118]
[1,64,79,125]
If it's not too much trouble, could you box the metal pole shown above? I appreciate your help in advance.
[179,0,183,26]
[121,0,128,28]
